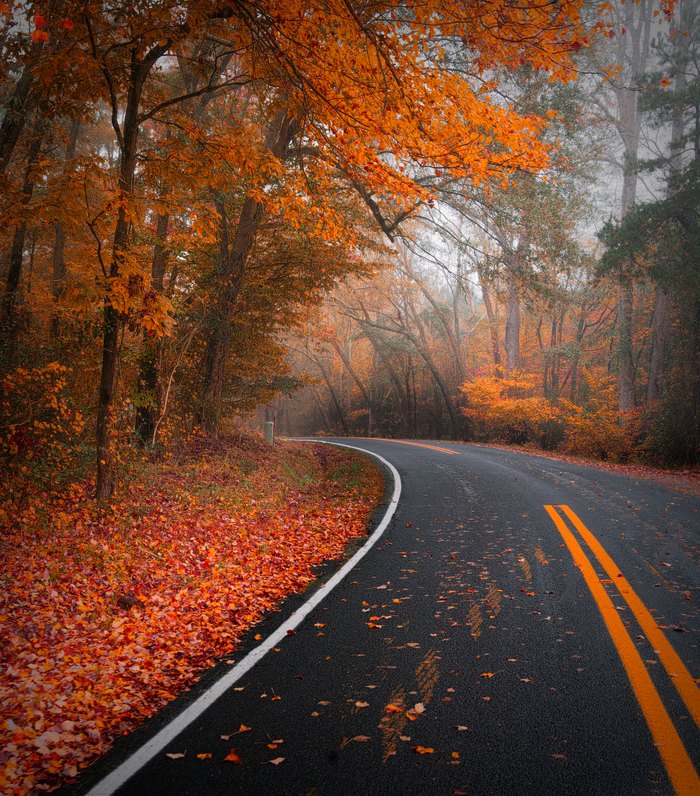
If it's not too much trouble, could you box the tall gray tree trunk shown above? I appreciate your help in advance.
[477,265,502,375]
[612,0,652,412]
[646,8,689,406]
[504,271,521,372]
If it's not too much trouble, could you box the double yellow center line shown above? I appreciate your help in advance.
[545,505,699,795]
[368,438,460,455]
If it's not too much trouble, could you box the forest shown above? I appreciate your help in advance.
[1,0,698,505]
[1,1,698,792]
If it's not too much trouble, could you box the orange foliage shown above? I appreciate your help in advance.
[0,364,85,512]
[460,372,561,446]
[460,369,641,461]
[0,439,383,794]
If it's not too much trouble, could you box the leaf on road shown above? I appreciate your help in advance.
[165,752,185,759]
[355,701,369,708]
[224,749,242,764]
[196,753,212,760]
[352,735,371,742]
[268,757,285,765]
[413,746,434,754]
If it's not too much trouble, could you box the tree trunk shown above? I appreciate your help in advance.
[477,265,502,375]
[404,297,463,439]
[504,271,521,372]
[200,108,297,434]
[0,56,37,174]
[645,11,688,408]
[51,118,81,327]
[136,211,170,443]
[613,0,652,413]
[646,288,670,404]
[330,338,377,435]
[617,278,635,412]
[1,118,44,364]
[95,51,151,501]
[314,357,349,435]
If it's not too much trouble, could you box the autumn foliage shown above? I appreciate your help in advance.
[459,371,637,460]
[0,437,383,794]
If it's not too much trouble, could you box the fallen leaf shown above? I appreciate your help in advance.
[385,704,403,714]
[268,757,285,765]
[352,735,371,742]
[355,701,369,708]
[413,746,434,754]
[196,753,212,760]
[480,672,494,678]
[165,752,185,759]
[224,749,242,764]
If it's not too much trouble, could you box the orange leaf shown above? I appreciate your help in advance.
[224,749,242,764]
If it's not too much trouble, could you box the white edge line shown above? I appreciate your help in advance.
[85,440,401,796]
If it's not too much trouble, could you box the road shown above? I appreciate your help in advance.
[76,439,699,796]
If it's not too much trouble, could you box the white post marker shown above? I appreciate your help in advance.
[85,441,401,796]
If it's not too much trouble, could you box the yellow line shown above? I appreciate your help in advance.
[558,505,700,728]
[545,505,699,795]
[368,438,460,455]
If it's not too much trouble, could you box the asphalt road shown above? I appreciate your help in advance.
[75,439,699,796]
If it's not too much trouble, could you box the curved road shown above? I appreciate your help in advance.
[77,439,699,796]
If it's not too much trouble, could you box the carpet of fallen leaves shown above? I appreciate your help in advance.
[0,437,383,795]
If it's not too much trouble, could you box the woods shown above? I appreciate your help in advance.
[1,1,699,793]
[1,0,596,505]
[278,1,699,467]
[2,1,694,497]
